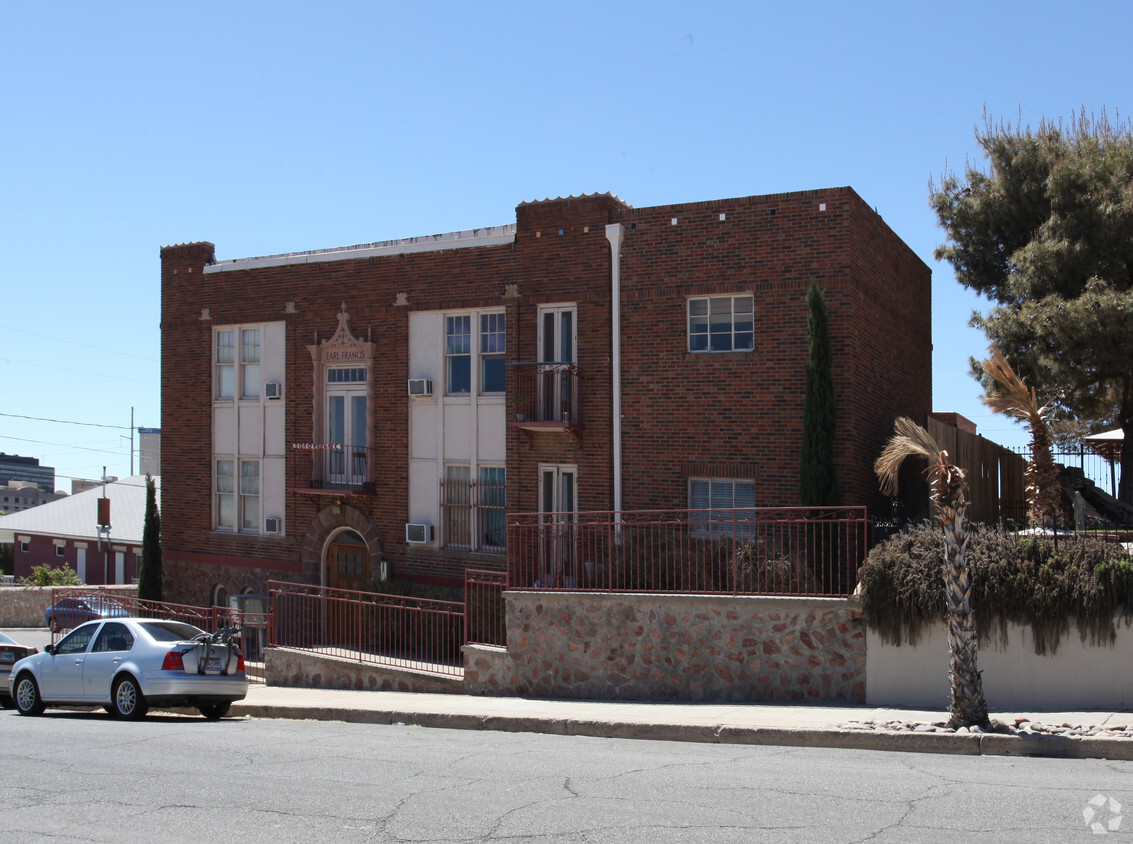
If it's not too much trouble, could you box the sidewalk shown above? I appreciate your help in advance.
[230,684,1133,760]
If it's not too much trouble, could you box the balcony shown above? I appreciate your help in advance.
[507,361,582,446]
[291,443,377,495]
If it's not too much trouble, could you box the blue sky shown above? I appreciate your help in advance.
[2,1,1130,489]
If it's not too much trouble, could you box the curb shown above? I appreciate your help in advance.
[227,702,1133,760]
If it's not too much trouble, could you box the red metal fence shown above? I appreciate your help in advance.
[49,587,267,684]
[506,507,869,597]
[464,568,506,647]
[267,580,465,677]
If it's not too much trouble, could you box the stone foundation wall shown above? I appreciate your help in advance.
[502,592,865,703]
[0,585,137,627]
[266,647,464,694]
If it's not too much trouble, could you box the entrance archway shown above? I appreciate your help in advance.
[325,529,369,592]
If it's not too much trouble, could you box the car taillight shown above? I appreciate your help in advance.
[162,651,185,671]
[237,654,245,672]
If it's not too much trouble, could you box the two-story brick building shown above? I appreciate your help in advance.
[159,187,931,606]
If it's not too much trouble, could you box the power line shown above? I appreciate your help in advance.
[0,324,157,362]
[0,412,132,430]
[0,435,127,457]
[0,358,155,384]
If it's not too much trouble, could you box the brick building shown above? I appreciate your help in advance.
[159,188,931,606]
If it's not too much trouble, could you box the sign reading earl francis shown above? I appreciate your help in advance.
[325,348,366,362]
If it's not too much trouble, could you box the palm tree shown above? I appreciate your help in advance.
[875,417,989,728]
[980,343,1061,527]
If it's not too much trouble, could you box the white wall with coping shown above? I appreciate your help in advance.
[866,616,1133,710]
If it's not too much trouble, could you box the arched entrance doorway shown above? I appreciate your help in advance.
[325,530,369,592]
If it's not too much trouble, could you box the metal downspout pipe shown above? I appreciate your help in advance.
[605,224,624,528]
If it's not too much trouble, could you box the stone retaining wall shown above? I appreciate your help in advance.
[0,585,137,627]
[266,647,464,694]
[501,592,865,703]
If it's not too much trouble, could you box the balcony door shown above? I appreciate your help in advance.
[538,305,576,422]
[539,465,577,586]
[326,368,367,487]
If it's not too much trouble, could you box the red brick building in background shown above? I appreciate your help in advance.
[159,188,931,607]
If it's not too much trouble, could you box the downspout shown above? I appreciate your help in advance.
[605,224,624,529]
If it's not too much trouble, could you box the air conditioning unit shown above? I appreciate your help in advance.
[407,378,433,397]
[265,381,283,400]
[265,516,282,534]
[405,523,434,544]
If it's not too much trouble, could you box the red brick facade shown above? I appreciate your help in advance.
[160,188,930,605]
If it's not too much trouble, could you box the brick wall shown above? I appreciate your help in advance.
[160,187,930,603]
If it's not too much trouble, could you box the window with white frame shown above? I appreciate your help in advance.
[241,328,261,398]
[688,295,754,353]
[445,311,506,395]
[215,325,264,400]
[446,316,472,394]
[440,464,506,553]
[216,330,235,399]
[215,459,235,529]
[480,313,506,394]
[240,460,260,531]
[688,478,756,537]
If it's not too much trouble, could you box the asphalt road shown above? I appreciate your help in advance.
[2,709,1130,842]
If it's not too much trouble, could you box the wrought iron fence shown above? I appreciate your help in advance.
[507,361,580,425]
[267,580,465,677]
[294,442,377,492]
[506,507,869,597]
[464,569,506,647]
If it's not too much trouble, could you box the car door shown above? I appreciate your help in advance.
[83,622,135,700]
[38,623,98,700]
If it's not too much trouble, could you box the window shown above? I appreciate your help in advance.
[446,316,471,394]
[688,295,754,353]
[689,478,756,537]
[442,465,471,547]
[445,311,505,395]
[216,460,235,528]
[441,465,505,553]
[480,313,506,393]
[93,623,134,653]
[240,460,260,531]
[55,546,65,558]
[20,542,29,553]
[478,466,506,550]
[241,329,261,398]
[216,330,235,398]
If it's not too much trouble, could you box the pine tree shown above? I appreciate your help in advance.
[137,475,162,601]
[800,281,839,507]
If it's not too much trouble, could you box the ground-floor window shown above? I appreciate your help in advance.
[441,465,505,552]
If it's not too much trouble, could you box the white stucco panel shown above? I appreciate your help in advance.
[238,405,264,455]
[213,405,237,455]
[262,321,286,385]
[477,401,506,461]
[264,403,286,455]
[408,458,440,528]
[262,456,285,532]
[443,403,472,460]
[410,403,438,460]
[408,311,443,383]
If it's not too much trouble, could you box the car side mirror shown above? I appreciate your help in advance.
[44,644,55,655]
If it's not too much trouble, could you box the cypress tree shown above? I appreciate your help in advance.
[138,474,163,601]
[800,281,839,506]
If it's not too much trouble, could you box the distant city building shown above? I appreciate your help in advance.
[71,477,119,495]
[138,428,161,477]
[0,480,65,514]
[0,453,55,493]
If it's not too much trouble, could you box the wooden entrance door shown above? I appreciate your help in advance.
[327,531,369,591]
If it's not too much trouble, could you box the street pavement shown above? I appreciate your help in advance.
[7,628,1131,759]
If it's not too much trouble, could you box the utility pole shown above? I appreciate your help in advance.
[130,407,135,476]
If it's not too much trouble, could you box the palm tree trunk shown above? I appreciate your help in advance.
[938,475,989,728]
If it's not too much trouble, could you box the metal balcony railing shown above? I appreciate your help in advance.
[507,361,581,426]
[293,443,377,492]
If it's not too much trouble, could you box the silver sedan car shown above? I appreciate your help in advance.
[8,618,248,720]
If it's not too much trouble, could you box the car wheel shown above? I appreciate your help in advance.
[198,702,231,720]
[111,675,148,720]
[14,673,45,716]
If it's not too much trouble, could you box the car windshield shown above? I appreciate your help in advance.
[138,621,206,642]
[0,632,15,646]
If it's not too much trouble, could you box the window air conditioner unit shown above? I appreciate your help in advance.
[405,523,434,544]
[407,378,433,397]
[265,381,283,400]
[265,516,282,534]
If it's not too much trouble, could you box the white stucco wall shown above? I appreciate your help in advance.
[866,615,1133,710]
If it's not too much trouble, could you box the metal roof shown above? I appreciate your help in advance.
[0,475,158,546]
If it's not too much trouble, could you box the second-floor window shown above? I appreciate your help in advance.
[688,295,754,353]
[216,325,263,399]
[446,311,505,395]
